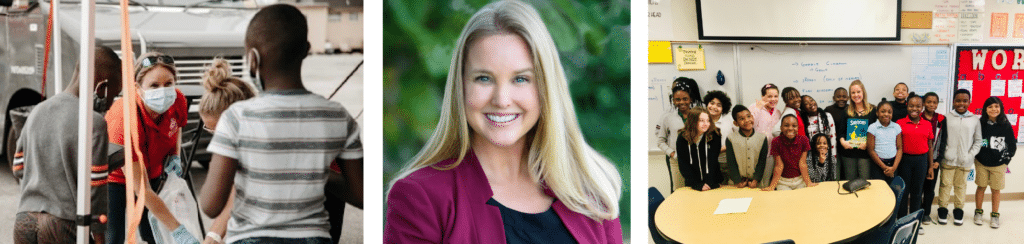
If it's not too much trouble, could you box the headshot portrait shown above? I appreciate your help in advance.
[383,0,630,242]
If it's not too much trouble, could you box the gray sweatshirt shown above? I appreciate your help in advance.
[14,93,108,233]
[941,111,982,168]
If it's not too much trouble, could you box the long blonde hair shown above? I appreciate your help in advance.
[388,0,621,221]
[199,58,255,120]
[846,80,875,117]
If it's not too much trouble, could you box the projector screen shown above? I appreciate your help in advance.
[697,0,901,42]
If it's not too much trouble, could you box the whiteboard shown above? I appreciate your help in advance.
[649,44,737,152]
[650,43,953,153]
[697,0,900,42]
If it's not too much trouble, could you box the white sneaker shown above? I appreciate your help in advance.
[991,213,1000,229]
[917,226,925,235]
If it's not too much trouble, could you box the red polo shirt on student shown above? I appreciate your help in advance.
[897,117,933,155]
[105,89,188,184]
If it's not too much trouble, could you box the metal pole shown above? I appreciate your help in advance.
[76,0,95,242]
[53,0,61,93]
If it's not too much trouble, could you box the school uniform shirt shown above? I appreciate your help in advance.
[807,154,838,183]
[726,130,771,187]
[655,108,686,157]
[842,107,878,159]
[867,121,902,159]
[804,112,837,159]
[384,152,623,243]
[924,113,947,163]
[770,135,811,178]
[977,119,1017,167]
[896,117,934,155]
[106,89,188,184]
[942,111,983,168]
[677,133,723,190]
[750,102,782,142]
[891,100,908,121]
[207,90,363,242]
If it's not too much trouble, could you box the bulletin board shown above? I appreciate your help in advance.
[954,44,1024,141]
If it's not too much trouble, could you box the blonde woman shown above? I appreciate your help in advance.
[383,1,622,243]
[839,80,877,180]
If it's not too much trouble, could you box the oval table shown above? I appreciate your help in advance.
[655,180,894,244]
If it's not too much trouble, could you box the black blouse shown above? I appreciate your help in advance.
[486,198,578,244]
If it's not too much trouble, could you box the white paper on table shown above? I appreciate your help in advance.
[1009,80,1024,97]
[992,80,1007,97]
[1008,114,1018,126]
[713,198,753,215]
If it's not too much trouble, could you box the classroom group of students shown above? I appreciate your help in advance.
[656,77,1016,230]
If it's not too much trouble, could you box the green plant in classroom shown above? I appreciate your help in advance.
[383,0,632,238]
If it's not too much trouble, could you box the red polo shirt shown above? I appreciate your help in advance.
[105,89,188,184]
[897,117,934,155]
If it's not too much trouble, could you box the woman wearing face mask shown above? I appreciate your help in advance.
[104,52,188,244]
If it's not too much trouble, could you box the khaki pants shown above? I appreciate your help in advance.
[937,164,970,209]
[975,162,1007,190]
[777,176,807,191]
[668,156,685,192]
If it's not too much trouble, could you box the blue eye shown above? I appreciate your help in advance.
[475,76,491,83]
[514,76,529,83]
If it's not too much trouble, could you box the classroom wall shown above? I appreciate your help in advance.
[648,0,1024,198]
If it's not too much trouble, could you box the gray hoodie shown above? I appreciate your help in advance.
[942,111,983,168]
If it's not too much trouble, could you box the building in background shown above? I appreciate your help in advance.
[277,0,362,54]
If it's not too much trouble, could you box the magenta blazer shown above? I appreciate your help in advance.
[384,152,623,243]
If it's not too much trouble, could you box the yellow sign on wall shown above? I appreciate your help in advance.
[675,46,705,71]
[649,41,673,63]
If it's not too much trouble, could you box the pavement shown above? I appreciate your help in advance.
[0,53,364,244]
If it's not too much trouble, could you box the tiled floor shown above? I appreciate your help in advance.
[917,200,1024,243]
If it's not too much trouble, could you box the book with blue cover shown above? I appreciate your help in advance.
[846,118,869,147]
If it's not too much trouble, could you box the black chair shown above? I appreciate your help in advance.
[762,239,795,244]
[649,187,672,244]
[860,176,906,243]
[891,209,923,244]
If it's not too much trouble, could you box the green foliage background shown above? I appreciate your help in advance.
[383,0,631,239]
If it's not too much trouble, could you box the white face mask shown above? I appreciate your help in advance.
[142,87,176,114]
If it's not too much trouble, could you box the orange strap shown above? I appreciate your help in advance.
[118,0,146,242]
[41,0,53,99]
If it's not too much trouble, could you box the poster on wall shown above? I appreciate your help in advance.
[954,45,1024,141]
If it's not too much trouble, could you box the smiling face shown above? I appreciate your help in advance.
[833,89,849,108]
[924,95,939,114]
[850,85,865,106]
[784,91,801,110]
[781,116,799,139]
[673,90,691,114]
[735,110,754,132]
[986,102,1002,121]
[953,93,970,114]
[893,83,909,101]
[463,33,541,148]
[802,96,818,114]
[697,112,711,135]
[816,136,829,155]
[908,97,923,120]
[707,98,722,118]
[877,103,893,124]
[763,88,779,109]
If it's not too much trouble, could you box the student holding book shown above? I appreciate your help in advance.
[867,101,902,183]
[840,80,878,180]
[936,89,982,226]
[763,114,816,191]
[801,95,837,159]
[726,105,772,188]
[896,93,934,218]
[677,107,722,191]
[807,133,839,183]
[921,92,947,226]
[974,97,1016,228]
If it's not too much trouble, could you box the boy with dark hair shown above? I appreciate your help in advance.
[199,4,363,243]
[726,105,772,188]
[13,46,123,243]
